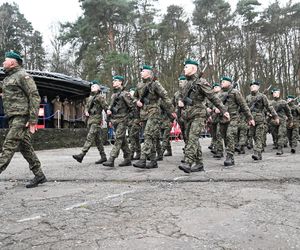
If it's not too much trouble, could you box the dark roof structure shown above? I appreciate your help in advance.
[0,68,109,100]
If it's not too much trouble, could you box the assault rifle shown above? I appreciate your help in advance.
[249,85,272,111]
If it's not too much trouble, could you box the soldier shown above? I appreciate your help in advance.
[72,80,108,164]
[177,60,230,173]
[133,65,176,169]
[103,75,135,167]
[270,88,293,155]
[128,88,141,160]
[246,81,279,160]
[0,51,47,188]
[287,95,300,153]
[219,76,255,167]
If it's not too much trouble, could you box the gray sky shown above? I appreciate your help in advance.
[2,0,293,49]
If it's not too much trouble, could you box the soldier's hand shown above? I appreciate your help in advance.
[85,111,89,117]
[288,121,293,128]
[107,110,112,115]
[207,107,212,113]
[26,122,37,134]
[214,108,220,114]
[171,112,177,119]
[178,100,184,107]
[223,112,230,120]
[248,119,255,127]
[274,118,280,125]
[109,122,113,128]
[137,100,143,108]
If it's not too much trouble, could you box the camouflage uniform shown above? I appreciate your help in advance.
[287,100,300,153]
[104,89,135,167]
[128,115,141,160]
[178,74,226,172]
[270,98,293,155]
[0,65,46,186]
[246,91,278,159]
[173,91,187,142]
[236,111,248,154]
[133,78,173,169]
[73,91,108,163]
[219,87,253,166]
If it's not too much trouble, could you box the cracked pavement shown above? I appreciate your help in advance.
[0,136,299,249]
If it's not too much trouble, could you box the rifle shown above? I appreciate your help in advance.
[221,81,238,105]
[249,85,272,111]
[110,80,128,114]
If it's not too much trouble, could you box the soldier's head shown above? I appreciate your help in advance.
[183,59,198,77]
[287,95,295,103]
[220,76,232,89]
[178,75,187,88]
[90,80,101,93]
[250,80,260,93]
[3,51,23,71]
[112,75,124,89]
[272,88,280,98]
[212,82,221,93]
[140,65,153,80]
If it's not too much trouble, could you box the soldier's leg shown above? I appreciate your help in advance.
[210,123,217,152]
[119,124,132,167]
[287,128,292,148]
[0,117,27,173]
[276,121,286,155]
[252,123,264,160]
[162,125,172,156]
[291,127,298,153]
[224,120,238,167]
[238,123,248,154]
[94,126,107,164]
[213,123,224,158]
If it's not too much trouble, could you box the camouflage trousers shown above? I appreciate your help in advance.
[270,120,287,148]
[0,116,42,175]
[184,117,205,165]
[110,121,130,159]
[82,123,106,157]
[128,122,141,157]
[237,120,248,147]
[161,122,172,153]
[141,118,161,160]
[220,119,239,156]
[287,126,299,149]
[249,122,265,153]
[211,122,223,153]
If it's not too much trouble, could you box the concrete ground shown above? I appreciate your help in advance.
[0,136,299,249]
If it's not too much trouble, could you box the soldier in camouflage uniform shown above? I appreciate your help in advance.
[287,95,300,153]
[219,76,255,167]
[128,88,141,160]
[73,80,108,164]
[177,60,230,173]
[103,76,135,167]
[246,81,278,160]
[133,65,175,169]
[0,51,47,188]
[208,83,224,158]
[270,88,293,155]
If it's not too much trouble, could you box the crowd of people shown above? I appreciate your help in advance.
[0,51,300,188]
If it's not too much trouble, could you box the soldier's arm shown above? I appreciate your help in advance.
[284,102,293,122]
[154,81,174,113]
[20,75,40,123]
[263,94,278,118]
[123,92,135,111]
[235,90,253,121]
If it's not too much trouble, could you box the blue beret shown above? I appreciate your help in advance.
[271,87,280,93]
[250,80,260,86]
[142,65,153,71]
[178,75,187,80]
[113,75,125,81]
[184,59,199,66]
[5,51,22,62]
[221,76,232,82]
[287,95,295,99]
[91,80,100,85]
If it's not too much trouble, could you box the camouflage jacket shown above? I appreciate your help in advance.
[109,89,135,123]
[270,98,293,123]
[1,66,40,123]
[134,78,173,120]
[219,87,253,123]
[246,91,277,124]
[178,74,226,120]
[288,102,300,127]
[85,91,108,125]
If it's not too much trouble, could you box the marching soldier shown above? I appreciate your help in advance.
[103,75,135,167]
[72,80,108,164]
[0,51,47,188]
[246,80,279,160]
[133,65,175,169]
[219,76,255,167]
[270,88,293,155]
[287,95,300,153]
[177,60,230,173]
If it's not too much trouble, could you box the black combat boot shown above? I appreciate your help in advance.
[276,146,283,155]
[26,173,47,188]
[133,159,147,169]
[156,154,163,161]
[291,148,296,154]
[191,164,204,172]
[132,152,141,160]
[252,151,262,160]
[146,160,158,169]
[95,155,107,164]
[164,150,172,157]
[178,162,191,173]
[213,152,223,159]
[119,158,132,167]
[239,145,245,154]
[224,154,235,167]
[103,157,115,167]
[72,152,85,163]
